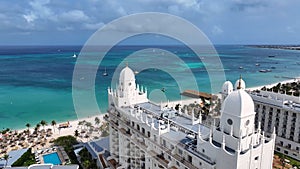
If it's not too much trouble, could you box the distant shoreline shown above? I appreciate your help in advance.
[246,76,300,91]
[247,45,300,51]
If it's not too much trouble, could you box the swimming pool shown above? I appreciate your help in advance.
[43,152,61,165]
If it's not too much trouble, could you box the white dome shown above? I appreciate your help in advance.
[234,78,246,90]
[221,90,254,117]
[119,66,135,83]
[222,81,233,93]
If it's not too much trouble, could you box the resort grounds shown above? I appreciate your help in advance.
[0,77,300,168]
[0,114,108,160]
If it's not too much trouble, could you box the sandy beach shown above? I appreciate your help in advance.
[0,113,108,157]
[1,76,300,157]
[49,114,106,139]
[246,77,300,91]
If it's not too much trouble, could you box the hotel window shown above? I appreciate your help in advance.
[188,155,192,163]
[163,139,166,147]
[255,156,259,160]
[142,128,145,134]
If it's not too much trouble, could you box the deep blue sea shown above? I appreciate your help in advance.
[1,45,300,129]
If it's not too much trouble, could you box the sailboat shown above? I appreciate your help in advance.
[102,67,108,76]
[72,53,77,58]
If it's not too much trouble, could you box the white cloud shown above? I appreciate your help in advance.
[23,13,37,23]
[60,10,90,22]
[172,0,200,9]
[83,22,105,30]
[212,26,223,35]
[0,0,300,44]
[28,0,54,19]
[57,26,73,31]
[286,26,295,33]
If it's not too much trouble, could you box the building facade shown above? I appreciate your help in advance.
[249,89,300,160]
[107,66,275,169]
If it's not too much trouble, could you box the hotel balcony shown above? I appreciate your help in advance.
[148,150,169,168]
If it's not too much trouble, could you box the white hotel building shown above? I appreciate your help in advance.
[106,66,275,169]
[250,88,300,160]
[222,78,300,160]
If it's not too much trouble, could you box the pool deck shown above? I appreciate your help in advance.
[35,146,69,165]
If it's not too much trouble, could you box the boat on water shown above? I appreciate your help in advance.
[268,55,275,58]
[72,53,77,58]
[134,70,139,74]
[239,66,244,69]
[255,63,260,66]
[102,67,108,76]
[259,69,272,73]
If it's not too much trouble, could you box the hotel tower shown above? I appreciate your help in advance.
[107,66,275,169]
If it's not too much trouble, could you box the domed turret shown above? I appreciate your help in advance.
[220,89,255,138]
[222,81,233,93]
[221,90,254,117]
[112,65,148,107]
[234,75,246,90]
[221,81,233,100]
[119,66,135,85]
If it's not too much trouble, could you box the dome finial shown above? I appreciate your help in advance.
[237,74,242,89]
[126,61,128,67]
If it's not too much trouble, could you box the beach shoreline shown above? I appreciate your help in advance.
[1,113,107,140]
[5,76,300,133]
[246,76,300,91]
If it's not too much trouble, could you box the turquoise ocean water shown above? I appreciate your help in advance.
[0,45,300,130]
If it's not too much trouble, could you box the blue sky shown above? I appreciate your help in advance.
[0,0,299,45]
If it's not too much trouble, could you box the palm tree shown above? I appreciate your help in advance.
[40,120,47,130]
[3,154,10,168]
[78,121,83,129]
[25,123,31,131]
[95,117,100,126]
[74,130,79,138]
[82,120,87,129]
[82,160,90,169]
[51,120,57,132]
[36,123,41,131]
[85,122,92,130]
